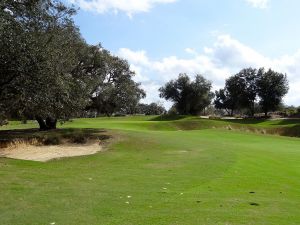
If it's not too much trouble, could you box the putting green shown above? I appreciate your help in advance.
[0,117,300,225]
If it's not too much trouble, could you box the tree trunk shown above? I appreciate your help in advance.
[36,116,57,130]
[46,117,57,129]
[36,116,48,130]
[250,109,255,118]
[250,102,255,118]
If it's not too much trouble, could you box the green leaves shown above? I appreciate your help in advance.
[214,68,289,116]
[87,50,146,116]
[257,69,289,115]
[0,0,91,123]
[159,74,214,115]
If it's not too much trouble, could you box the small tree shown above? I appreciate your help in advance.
[159,74,214,115]
[256,69,289,116]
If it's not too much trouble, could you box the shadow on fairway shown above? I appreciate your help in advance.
[149,115,187,121]
[275,119,300,126]
[221,119,268,125]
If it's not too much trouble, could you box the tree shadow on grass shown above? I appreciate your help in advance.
[149,115,187,121]
[273,119,300,126]
[221,118,268,125]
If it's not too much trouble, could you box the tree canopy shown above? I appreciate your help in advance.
[0,0,145,128]
[159,74,214,115]
[136,102,166,115]
[88,52,146,116]
[214,68,289,117]
[256,69,289,116]
[214,68,259,116]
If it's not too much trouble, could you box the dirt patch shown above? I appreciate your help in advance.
[0,140,103,162]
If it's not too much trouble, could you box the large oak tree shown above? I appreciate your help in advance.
[159,74,214,115]
[1,0,95,129]
[215,68,289,117]
[214,68,259,116]
[257,69,289,116]
[0,0,145,129]
[87,51,146,116]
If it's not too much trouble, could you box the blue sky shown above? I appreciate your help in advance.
[68,0,300,107]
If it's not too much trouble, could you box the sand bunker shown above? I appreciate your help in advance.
[0,141,103,162]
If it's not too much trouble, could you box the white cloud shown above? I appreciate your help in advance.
[117,35,300,107]
[118,48,150,66]
[69,0,177,16]
[246,0,270,9]
[185,48,197,55]
[208,35,272,69]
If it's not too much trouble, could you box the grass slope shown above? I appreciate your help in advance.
[1,117,300,225]
[3,116,300,136]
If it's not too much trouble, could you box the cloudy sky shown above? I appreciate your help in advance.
[68,0,300,107]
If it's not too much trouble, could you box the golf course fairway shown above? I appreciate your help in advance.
[0,116,300,225]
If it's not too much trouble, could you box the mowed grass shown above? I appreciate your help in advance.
[1,117,300,225]
[3,116,300,132]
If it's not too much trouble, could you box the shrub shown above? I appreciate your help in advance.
[0,119,8,126]
[43,136,61,145]
[70,133,88,144]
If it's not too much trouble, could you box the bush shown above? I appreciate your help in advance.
[0,119,8,126]
[70,133,88,144]
[43,136,61,145]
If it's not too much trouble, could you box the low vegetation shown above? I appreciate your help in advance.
[0,128,110,148]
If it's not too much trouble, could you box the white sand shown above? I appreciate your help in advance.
[0,141,102,162]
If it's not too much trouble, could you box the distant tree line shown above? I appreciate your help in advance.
[135,103,166,115]
[283,106,300,117]
[214,68,289,117]
[159,68,289,117]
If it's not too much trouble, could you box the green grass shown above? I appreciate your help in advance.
[2,116,300,132]
[1,116,300,224]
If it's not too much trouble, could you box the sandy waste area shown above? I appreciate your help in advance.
[0,141,103,162]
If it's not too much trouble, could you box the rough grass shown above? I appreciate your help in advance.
[0,128,110,148]
[0,116,300,224]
